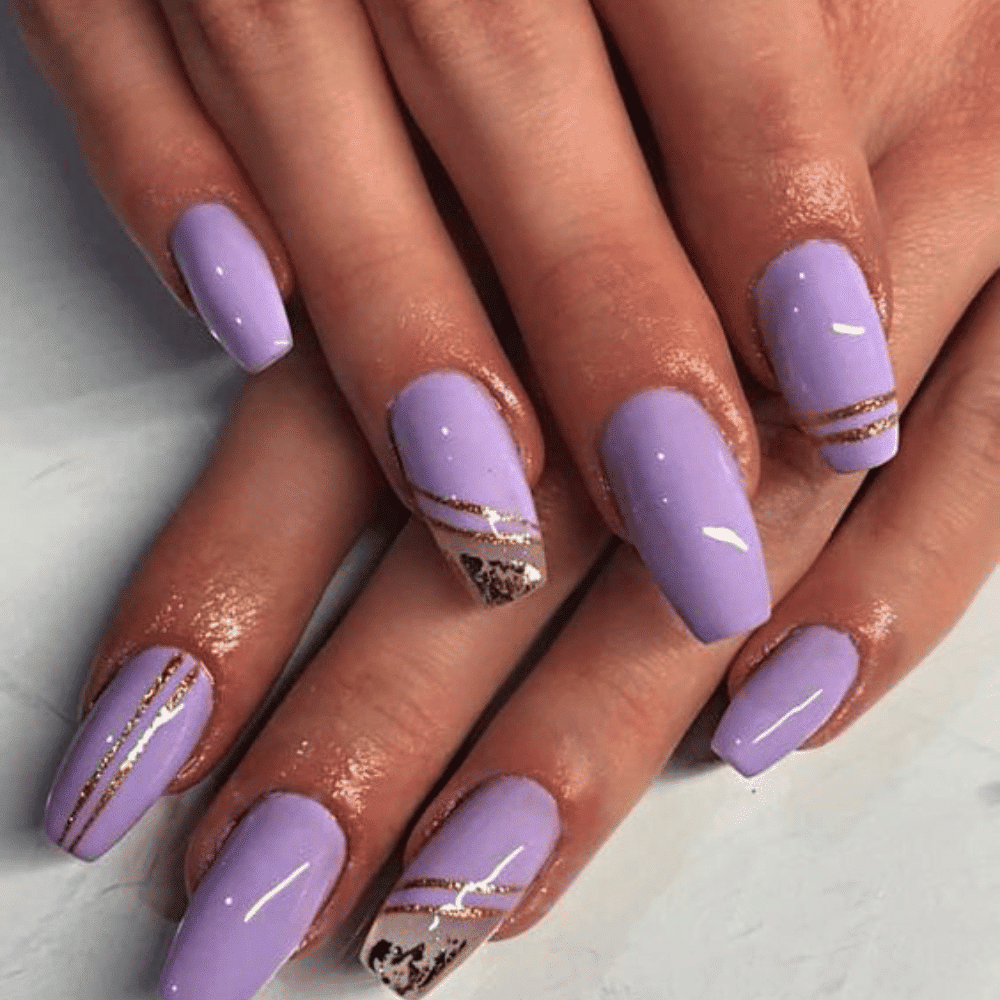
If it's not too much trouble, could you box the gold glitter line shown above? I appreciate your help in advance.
[65,667,201,853]
[798,391,897,429]
[814,412,900,446]
[398,877,524,894]
[381,903,508,921]
[422,513,541,547]
[411,485,540,531]
[58,653,185,845]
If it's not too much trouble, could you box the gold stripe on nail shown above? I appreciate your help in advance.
[381,903,508,921]
[797,391,897,429]
[814,411,900,446]
[65,666,201,853]
[422,513,540,546]
[411,485,540,531]
[58,653,186,845]
[398,877,524,895]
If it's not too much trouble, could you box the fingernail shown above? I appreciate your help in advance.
[44,646,212,861]
[170,203,292,373]
[756,239,898,472]
[390,371,546,607]
[160,793,346,1000]
[601,388,771,643]
[362,776,560,998]
[711,625,860,776]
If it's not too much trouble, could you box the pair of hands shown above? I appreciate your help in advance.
[17,0,1000,997]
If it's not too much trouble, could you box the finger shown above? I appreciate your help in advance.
[43,315,385,860]
[13,0,296,372]
[155,0,549,606]
[713,268,1000,776]
[362,0,771,642]
[156,458,608,1000]
[599,0,898,472]
[357,115,1000,993]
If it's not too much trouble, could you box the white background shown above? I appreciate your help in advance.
[3,8,1000,999]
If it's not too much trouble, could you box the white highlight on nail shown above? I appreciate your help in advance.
[244,861,311,923]
[428,845,525,932]
[702,526,749,552]
[215,266,224,277]
[125,701,186,768]
[831,322,865,337]
[752,688,825,745]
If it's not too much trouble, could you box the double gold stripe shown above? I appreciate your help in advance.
[57,653,186,845]
[412,485,540,532]
[798,391,897,429]
[813,411,899,446]
[422,512,541,546]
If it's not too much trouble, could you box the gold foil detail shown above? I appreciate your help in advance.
[57,653,185,845]
[815,412,899,446]
[382,903,507,921]
[65,666,201,853]
[398,877,523,895]
[798,391,897,429]
[411,485,539,531]
[458,554,544,606]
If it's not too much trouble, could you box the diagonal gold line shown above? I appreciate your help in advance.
[381,903,508,921]
[422,513,541,547]
[58,653,185,846]
[411,485,540,531]
[813,411,899,446]
[797,391,897,429]
[66,667,201,853]
[398,877,524,895]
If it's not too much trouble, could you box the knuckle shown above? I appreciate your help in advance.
[377,0,558,78]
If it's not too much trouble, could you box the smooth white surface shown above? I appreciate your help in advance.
[2,10,1000,1000]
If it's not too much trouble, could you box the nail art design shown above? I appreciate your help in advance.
[756,239,898,472]
[601,388,771,644]
[160,794,346,1000]
[170,203,293,373]
[362,777,560,998]
[44,646,212,861]
[390,371,546,607]
[711,625,860,777]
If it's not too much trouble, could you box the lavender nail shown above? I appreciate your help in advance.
[711,625,860,777]
[390,371,545,607]
[170,203,292,373]
[756,239,898,472]
[160,794,346,1000]
[362,776,560,998]
[44,646,212,861]
[601,388,771,643]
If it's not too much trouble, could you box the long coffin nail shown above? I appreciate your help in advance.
[160,793,346,1000]
[601,388,771,643]
[711,625,860,776]
[170,203,293,373]
[362,776,560,998]
[756,239,898,472]
[44,646,212,861]
[390,371,546,607]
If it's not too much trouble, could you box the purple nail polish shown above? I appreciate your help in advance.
[711,625,860,777]
[601,388,771,644]
[170,203,292,373]
[44,646,212,861]
[160,793,346,1000]
[362,776,560,998]
[390,371,546,607]
[756,240,898,472]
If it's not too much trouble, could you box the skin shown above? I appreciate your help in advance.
[21,0,1000,981]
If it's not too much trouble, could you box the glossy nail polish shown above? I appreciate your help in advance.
[756,239,898,472]
[170,203,292,373]
[601,388,771,643]
[362,777,560,998]
[160,793,346,1000]
[45,646,212,861]
[711,625,860,776]
[390,371,546,607]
